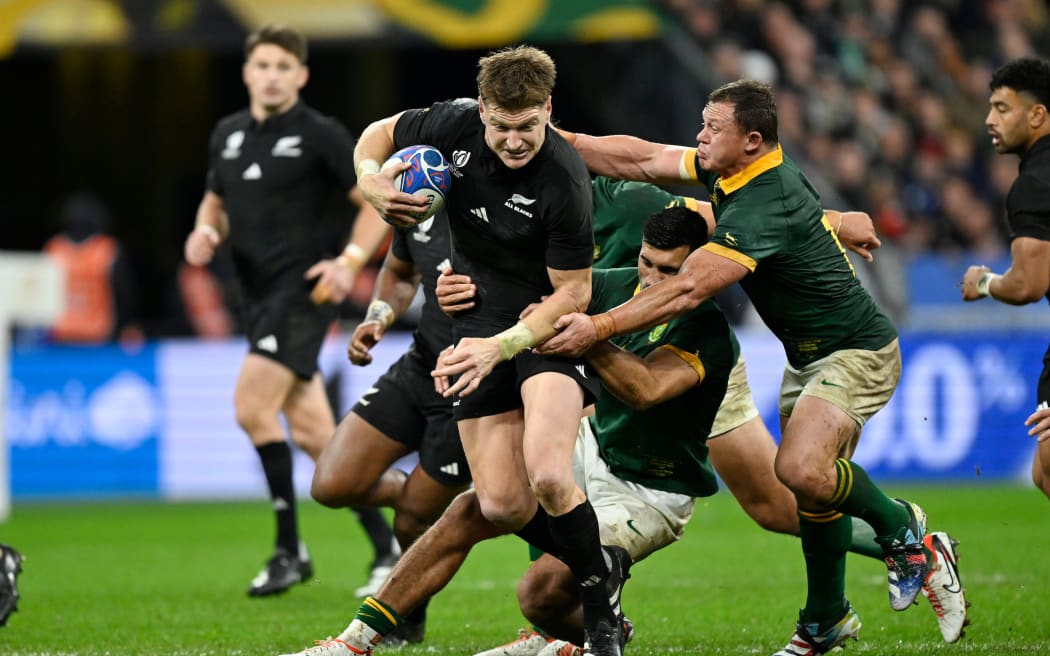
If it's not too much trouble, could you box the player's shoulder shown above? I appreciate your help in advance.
[214,108,251,132]
[1008,172,1050,219]
[594,176,670,203]
[417,98,478,123]
[542,129,590,183]
[293,103,352,137]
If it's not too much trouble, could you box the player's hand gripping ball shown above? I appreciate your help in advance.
[381,145,451,226]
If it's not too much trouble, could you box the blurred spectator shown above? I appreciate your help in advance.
[43,193,142,345]
[650,0,1050,322]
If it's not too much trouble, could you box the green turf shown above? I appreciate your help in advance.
[1,484,1048,655]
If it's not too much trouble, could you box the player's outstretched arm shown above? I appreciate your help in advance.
[961,236,1050,304]
[540,249,748,358]
[558,129,692,186]
[585,342,701,410]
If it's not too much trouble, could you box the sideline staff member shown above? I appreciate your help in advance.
[183,23,392,597]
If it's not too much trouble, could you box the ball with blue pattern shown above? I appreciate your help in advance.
[381,145,452,226]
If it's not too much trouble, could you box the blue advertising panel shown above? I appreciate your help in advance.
[7,343,160,498]
[4,330,1045,500]
[738,330,1044,482]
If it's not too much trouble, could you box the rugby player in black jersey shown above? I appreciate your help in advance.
[277,45,627,656]
[183,23,394,598]
[964,57,1050,503]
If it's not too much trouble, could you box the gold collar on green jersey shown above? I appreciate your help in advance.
[717,145,784,195]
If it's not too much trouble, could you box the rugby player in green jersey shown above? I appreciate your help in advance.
[441,192,891,656]
[543,80,967,654]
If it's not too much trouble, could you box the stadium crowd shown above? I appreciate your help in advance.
[26,0,1050,338]
[651,0,1049,320]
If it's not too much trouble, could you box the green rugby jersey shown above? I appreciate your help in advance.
[591,176,700,268]
[682,146,896,367]
[588,267,738,497]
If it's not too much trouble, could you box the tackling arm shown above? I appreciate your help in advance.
[585,342,701,411]
[559,130,694,186]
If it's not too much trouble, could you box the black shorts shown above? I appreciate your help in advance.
[453,349,600,420]
[244,295,336,380]
[1038,343,1050,408]
[352,347,471,486]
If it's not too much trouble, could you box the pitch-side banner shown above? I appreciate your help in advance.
[5,329,1044,500]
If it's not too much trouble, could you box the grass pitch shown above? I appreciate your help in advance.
[1,484,1048,655]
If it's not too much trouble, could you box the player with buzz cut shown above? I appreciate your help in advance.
[964,57,1050,507]
[287,45,627,656]
[540,79,967,654]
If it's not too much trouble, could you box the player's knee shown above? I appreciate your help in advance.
[475,494,531,531]
[234,399,270,436]
[773,460,829,505]
[528,472,573,512]
[310,463,365,508]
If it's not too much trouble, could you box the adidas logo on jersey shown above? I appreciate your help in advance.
[470,207,489,223]
[243,162,262,180]
[439,462,460,476]
[256,334,278,353]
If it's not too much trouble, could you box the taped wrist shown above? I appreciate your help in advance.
[496,322,535,360]
[364,300,395,328]
[592,313,617,342]
[356,158,380,178]
[338,243,367,271]
[976,272,1001,297]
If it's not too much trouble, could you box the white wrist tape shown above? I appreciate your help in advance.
[356,158,380,178]
[364,300,395,328]
[338,243,368,270]
[195,224,220,241]
[976,272,1001,297]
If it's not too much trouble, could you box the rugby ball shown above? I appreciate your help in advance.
[381,145,451,225]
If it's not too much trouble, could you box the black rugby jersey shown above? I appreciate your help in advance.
[1007,134,1050,305]
[206,101,357,299]
[390,210,454,363]
[392,99,593,328]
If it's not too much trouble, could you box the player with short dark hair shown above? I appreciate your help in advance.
[183,23,395,598]
[964,57,1050,503]
[542,79,967,653]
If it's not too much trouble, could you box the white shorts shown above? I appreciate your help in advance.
[573,419,695,563]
